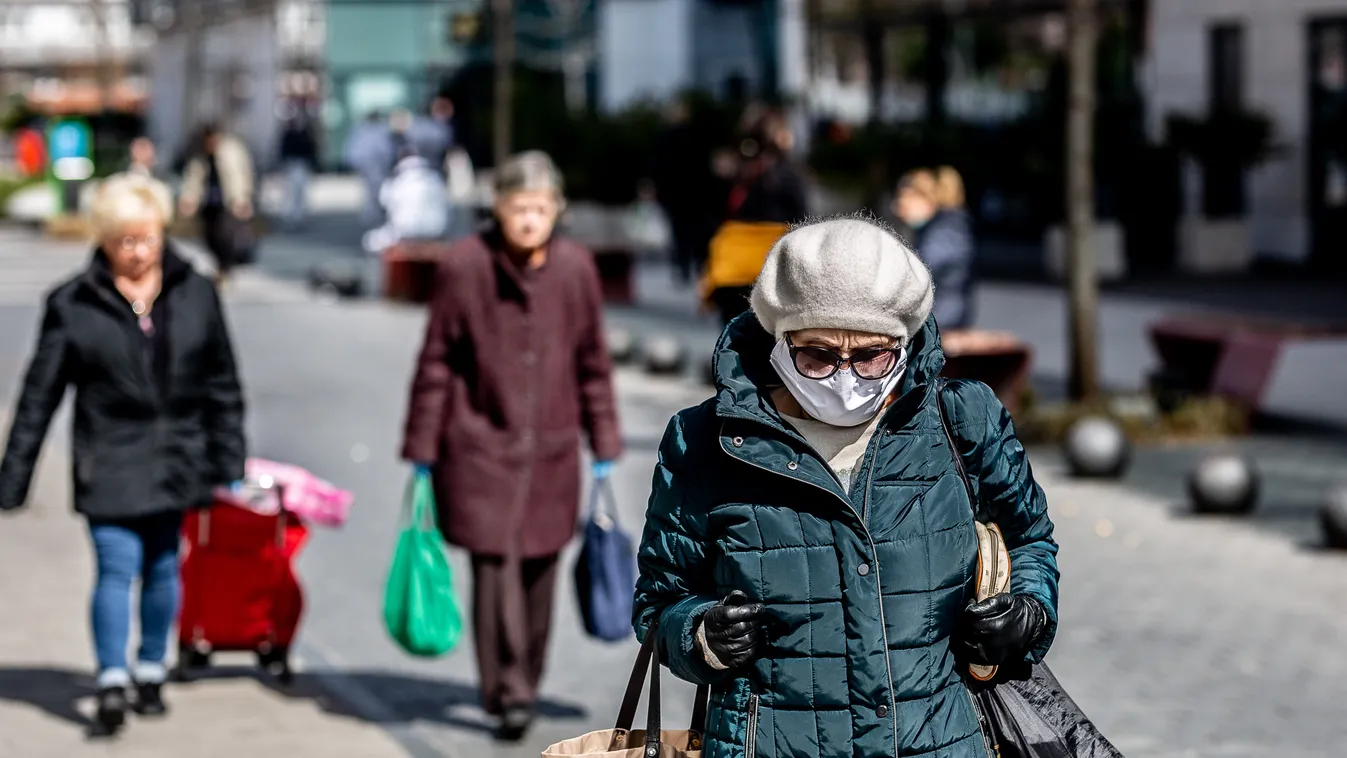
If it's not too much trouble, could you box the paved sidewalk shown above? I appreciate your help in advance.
[0,414,410,758]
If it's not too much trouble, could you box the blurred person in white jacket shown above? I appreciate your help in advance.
[362,153,449,253]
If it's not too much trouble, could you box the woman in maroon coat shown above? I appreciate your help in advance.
[400,150,622,741]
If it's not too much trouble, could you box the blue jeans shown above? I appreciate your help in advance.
[88,512,183,688]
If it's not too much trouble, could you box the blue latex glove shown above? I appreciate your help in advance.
[591,460,615,481]
[412,462,433,478]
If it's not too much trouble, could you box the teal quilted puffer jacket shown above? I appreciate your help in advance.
[633,314,1059,758]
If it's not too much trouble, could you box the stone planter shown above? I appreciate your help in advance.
[1044,220,1127,282]
[1178,217,1253,275]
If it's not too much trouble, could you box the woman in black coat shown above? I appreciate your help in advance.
[0,173,246,734]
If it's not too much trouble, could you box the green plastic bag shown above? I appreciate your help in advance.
[382,471,462,657]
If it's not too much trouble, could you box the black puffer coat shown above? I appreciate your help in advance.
[0,247,246,518]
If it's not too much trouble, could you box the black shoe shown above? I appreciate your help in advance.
[133,682,168,717]
[495,707,534,742]
[95,686,128,734]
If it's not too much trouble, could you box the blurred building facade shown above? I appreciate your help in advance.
[141,0,321,167]
[0,0,151,113]
[598,0,807,112]
[1142,0,1347,273]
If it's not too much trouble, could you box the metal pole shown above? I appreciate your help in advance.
[1065,0,1100,402]
[491,0,515,167]
[182,0,208,149]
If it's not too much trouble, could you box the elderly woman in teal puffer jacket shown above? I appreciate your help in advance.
[633,214,1059,758]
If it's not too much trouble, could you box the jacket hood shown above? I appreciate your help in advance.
[711,310,947,427]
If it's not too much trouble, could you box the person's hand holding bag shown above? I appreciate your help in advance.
[696,590,765,670]
[956,593,1048,666]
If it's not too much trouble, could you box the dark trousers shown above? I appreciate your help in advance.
[201,207,244,275]
[470,553,560,714]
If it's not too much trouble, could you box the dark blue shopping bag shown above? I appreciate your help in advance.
[573,480,636,642]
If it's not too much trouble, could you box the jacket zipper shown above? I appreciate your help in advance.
[719,428,900,756]
[745,694,760,757]
[966,688,995,758]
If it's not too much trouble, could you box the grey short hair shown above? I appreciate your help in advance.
[494,150,565,202]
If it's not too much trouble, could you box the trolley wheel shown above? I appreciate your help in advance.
[174,644,212,681]
[258,647,294,686]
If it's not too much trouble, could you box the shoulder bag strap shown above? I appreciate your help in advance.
[935,379,979,519]
[614,616,712,751]
[936,379,1010,682]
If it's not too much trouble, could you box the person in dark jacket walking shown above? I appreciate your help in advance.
[278,113,320,230]
[634,214,1058,758]
[895,167,976,330]
[0,173,246,735]
[400,151,621,743]
[701,112,810,328]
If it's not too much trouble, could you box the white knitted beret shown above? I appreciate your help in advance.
[750,217,934,341]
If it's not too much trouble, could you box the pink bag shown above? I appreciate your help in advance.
[213,458,354,528]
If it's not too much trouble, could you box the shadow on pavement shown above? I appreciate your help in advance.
[0,666,95,730]
[177,664,586,736]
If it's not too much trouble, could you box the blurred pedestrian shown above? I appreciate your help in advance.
[0,173,246,735]
[651,96,713,283]
[345,110,396,226]
[701,111,810,327]
[400,151,621,743]
[361,153,449,254]
[178,123,256,287]
[126,136,160,179]
[634,214,1058,758]
[894,166,976,330]
[278,113,319,230]
[408,95,456,177]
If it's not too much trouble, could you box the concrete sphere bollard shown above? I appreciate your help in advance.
[607,327,636,365]
[643,335,687,375]
[1319,484,1347,550]
[1189,453,1260,514]
[1063,416,1131,478]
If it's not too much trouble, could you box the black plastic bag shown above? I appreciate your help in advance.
[970,662,1125,758]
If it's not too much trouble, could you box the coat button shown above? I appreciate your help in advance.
[876,704,889,718]
[857,563,870,576]
[732,437,744,447]
[786,461,798,471]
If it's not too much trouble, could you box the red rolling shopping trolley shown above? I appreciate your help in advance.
[175,476,309,684]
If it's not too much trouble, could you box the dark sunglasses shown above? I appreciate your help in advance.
[786,339,903,381]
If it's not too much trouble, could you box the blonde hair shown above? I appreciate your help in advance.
[898,166,966,210]
[89,172,173,237]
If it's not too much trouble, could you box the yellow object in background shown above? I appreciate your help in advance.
[700,220,789,300]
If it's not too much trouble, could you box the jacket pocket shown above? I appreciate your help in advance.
[745,694,760,757]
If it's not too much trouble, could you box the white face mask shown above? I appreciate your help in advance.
[769,338,908,427]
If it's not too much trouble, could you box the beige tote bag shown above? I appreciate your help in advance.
[543,618,708,758]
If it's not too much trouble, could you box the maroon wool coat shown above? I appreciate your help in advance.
[401,231,622,558]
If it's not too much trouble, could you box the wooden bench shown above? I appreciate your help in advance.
[1149,316,1347,411]
[939,330,1034,418]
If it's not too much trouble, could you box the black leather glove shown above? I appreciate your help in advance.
[701,590,765,669]
[957,593,1048,667]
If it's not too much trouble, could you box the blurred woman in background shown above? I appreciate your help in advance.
[894,166,976,331]
[179,123,256,288]
[0,173,246,735]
